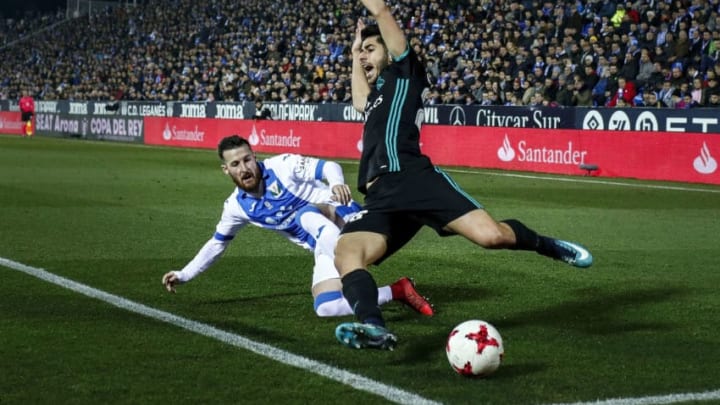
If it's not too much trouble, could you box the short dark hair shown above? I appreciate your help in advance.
[218,135,251,160]
[361,24,385,48]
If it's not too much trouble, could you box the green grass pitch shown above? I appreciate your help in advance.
[1,135,719,404]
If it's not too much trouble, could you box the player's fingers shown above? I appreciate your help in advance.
[162,273,178,292]
[335,192,349,205]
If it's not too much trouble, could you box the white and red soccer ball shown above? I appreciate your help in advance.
[446,320,504,377]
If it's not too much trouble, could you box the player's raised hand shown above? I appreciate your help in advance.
[331,184,352,205]
[162,271,180,293]
[352,19,366,54]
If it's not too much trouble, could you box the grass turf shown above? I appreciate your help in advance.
[1,135,719,404]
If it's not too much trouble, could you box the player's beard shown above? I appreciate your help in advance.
[233,170,261,193]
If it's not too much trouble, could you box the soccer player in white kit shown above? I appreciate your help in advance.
[162,135,433,317]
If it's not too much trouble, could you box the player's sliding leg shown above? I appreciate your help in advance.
[446,210,593,268]
[501,219,593,268]
[313,276,391,317]
[313,274,434,317]
[302,205,434,317]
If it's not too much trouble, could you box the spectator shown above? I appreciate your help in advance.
[635,49,655,90]
[571,75,593,107]
[668,89,683,108]
[675,92,697,109]
[0,0,716,108]
[254,99,272,120]
[607,76,636,107]
[555,74,573,106]
[669,30,690,69]
[592,68,610,106]
[640,89,667,108]
[669,63,687,88]
[658,80,676,107]
[619,52,639,83]
[707,92,720,107]
[705,76,720,99]
[690,77,707,106]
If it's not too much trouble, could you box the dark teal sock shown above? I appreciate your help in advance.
[342,269,385,326]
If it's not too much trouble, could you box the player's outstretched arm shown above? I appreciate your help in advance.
[360,0,406,57]
[161,238,230,293]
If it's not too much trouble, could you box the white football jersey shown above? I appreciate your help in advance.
[213,154,348,250]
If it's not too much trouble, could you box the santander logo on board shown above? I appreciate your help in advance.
[497,135,588,166]
[497,135,515,162]
[693,142,717,175]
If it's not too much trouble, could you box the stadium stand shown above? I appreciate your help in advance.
[1,0,719,107]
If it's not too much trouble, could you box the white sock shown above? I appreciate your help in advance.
[377,286,392,305]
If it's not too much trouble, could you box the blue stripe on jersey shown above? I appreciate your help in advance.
[434,166,483,208]
[313,290,343,311]
[315,160,325,180]
[213,232,235,241]
[386,78,409,172]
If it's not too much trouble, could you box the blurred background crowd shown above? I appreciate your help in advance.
[1,0,720,108]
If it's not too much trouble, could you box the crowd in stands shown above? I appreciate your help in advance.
[1,0,720,108]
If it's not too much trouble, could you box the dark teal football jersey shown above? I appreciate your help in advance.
[358,47,433,194]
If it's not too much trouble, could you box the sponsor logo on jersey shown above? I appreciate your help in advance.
[267,181,282,198]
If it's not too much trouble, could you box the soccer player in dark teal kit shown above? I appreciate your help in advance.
[334,0,593,350]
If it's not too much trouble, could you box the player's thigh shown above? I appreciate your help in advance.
[339,210,423,267]
[298,204,337,235]
[444,208,514,248]
[334,231,387,274]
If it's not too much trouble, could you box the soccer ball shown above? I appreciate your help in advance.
[446,320,504,377]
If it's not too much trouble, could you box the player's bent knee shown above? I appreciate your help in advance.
[463,224,512,249]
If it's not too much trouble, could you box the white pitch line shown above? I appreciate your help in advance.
[0,257,440,405]
[5,256,720,405]
[446,169,720,194]
[546,389,720,405]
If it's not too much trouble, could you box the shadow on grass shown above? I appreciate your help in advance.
[496,286,688,335]
[394,284,688,379]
